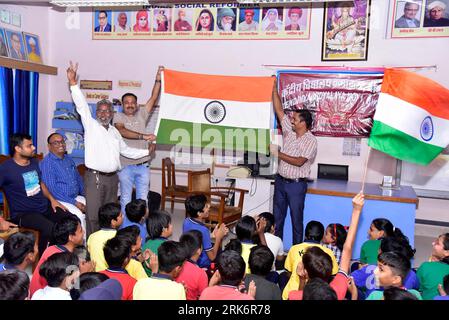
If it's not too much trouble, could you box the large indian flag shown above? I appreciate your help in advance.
[368,68,449,165]
[155,69,274,153]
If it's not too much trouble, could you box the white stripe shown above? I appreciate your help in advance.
[158,93,271,129]
[374,93,449,148]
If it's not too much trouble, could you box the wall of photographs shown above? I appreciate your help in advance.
[92,3,312,40]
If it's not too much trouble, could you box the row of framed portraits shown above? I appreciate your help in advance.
[0,28,43,64]
[92,4,313,39]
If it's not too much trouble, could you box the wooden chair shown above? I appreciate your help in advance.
[77,163,87,177]
[187,168,248,229]
[161,157,189,211]
[0,153,43,272]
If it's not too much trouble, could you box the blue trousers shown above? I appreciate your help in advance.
[273,175,307,245]
[118,163,150,213]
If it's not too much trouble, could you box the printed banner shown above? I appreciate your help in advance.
[278,71,383,137]
[391,0,449,38]
[92,3,312,40]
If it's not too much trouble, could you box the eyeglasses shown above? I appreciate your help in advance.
[50,140,66,146]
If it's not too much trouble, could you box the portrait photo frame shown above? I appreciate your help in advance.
[0,28,9,58]
[5,28,27,61]
[321,0,371,61]
[23,32,43,64]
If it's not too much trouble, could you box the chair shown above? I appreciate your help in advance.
[0,153,43,272]
[187,168,248,229]
[161,157,189,211]
[77,163,87,177]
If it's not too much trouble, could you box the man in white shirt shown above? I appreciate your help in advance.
[66,61,151,237]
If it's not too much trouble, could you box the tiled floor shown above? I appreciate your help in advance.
[165,203,447,268]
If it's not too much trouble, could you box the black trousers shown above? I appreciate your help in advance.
[11,205,70,256]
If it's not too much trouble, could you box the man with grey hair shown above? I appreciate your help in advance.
[66,61,151,237]
[395,1,421,28]
[217,8,236,31]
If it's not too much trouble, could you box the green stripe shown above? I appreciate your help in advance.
[368,120,443,166]
[156,119,269,153]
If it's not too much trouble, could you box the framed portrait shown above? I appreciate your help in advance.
[23,32,43,64]
[321,0,371,61]
[153,8,172,32]
[391,0,449,38]
[131,9,151,33]
[5,29,27,61]
[173,8,194,32]
[0,28,9,58]
[113,11,132,32]
[238,8,260,32]
[94,10,112,32]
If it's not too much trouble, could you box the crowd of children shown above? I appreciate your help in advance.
[1,192,449,301]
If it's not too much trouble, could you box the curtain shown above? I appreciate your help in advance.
[0,67,39,154]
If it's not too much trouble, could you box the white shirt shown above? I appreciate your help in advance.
[70,85,149,173]
[264,232,284,271]
[31,286,72,300]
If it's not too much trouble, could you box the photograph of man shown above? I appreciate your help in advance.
[133,10,150,32]
[0,28,9,57]
[174,8,193,31]
[285,7,303,31]
[238,8,259,31]
[395,1,422,28]
[217,7,236,32]
[94,10,112,32]
[423,0,449,26]
[24,34,42,63]
[114,12,131,32]
[6,30,26,61]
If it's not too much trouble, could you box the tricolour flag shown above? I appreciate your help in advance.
[155,69,274,153]
[368,68,449,165]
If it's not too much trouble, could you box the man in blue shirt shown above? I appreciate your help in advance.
[0,133,69,256]
[40,133,86,240]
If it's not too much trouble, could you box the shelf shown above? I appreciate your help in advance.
[0,56,57,75]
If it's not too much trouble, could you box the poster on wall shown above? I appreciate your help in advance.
[92,3,312,40]
[277,71,383,137]
[321,0,371,61]
[391,0,449,38]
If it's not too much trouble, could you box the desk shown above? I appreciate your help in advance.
[283,179,418,259]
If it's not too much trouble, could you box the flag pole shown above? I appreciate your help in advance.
[361,146,371,194]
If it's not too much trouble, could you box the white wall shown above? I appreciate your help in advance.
[3,2,449,222]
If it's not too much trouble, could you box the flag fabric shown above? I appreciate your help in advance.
[155,69,274,152]
[368,68,449,165]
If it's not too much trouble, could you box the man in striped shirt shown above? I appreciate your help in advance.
[270,82,317,245]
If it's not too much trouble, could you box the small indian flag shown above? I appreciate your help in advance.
[155,69,274,153]
[368,68,449,166]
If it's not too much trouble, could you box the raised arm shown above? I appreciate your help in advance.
[272,78,285,122]
[67,61,94,123]
[340,192,364,274]
[145,66,164,114]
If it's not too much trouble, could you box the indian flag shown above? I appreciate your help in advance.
[368,68,449,165]
[155,69,274,153]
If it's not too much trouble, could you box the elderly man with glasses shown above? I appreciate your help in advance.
[66,61,151,237]
[395,1,421,28]
[40,132,87,240]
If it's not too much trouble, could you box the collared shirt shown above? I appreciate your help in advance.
[175,260,208,300]
[133,274,186,300]
[278,115,317,179]
[182,218,213,268]
[40,152,84,205]
[113,107,151,167]
[199,285,254,300]
[70,85,149,173]
[31,286,72,300]
[101,268,136,300]
[405,18,419,28]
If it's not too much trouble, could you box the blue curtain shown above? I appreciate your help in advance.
[0,67,39,154]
